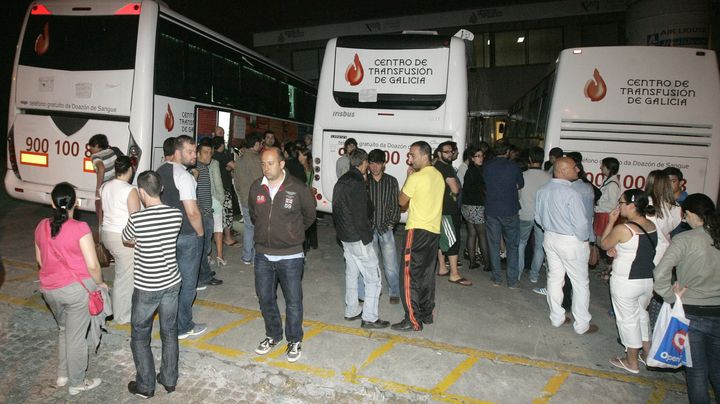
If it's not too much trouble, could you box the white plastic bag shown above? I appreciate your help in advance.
[646,294,693,368]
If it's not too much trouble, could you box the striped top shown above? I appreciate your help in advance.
[368,173,400,234]
[122,204,183,291]
[91,148,117,183]
[196,162,213,214]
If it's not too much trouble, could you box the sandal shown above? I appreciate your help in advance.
[609,357,639,374]
[224,240,239,247]
[216,257,227,266]
[449,277,472,286]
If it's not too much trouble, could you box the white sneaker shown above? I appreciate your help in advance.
[68,378,101,395]
[255,337,279,355]
[56,376,68,387]
[533,287,547,296]
[178,323,208,339]
[286,341,302,363]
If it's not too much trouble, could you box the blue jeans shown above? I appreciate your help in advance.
[198,213,214,285]
[373,230,400,298]
[485,214,520,287]
[130,283,180,393]
[530,224,545,282]
[517,219,535,279]
[342,240,382,322]
[176,234,202,334]
[686,314,720,404]
[254,253,304,342]
[241,204,255,263]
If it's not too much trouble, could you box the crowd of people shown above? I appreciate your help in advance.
[33,133,719,401]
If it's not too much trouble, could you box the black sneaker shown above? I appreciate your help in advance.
[128,381,154,399]
[255,337,279,355]
[391,318,422,331]
[156,374,175,393]
[344,311,362,321]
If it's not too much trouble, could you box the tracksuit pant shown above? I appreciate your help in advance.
[401,228,439,330]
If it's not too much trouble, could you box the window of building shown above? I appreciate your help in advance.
[529,28,563,64]
[494,30,526,67]
[582,23,619,47]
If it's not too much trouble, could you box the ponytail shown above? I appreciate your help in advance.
[50,183,76,238]
[623,188,655,217]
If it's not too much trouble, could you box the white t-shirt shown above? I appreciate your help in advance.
[101,179,136,233]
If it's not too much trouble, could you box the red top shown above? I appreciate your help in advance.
[34,218,92,290]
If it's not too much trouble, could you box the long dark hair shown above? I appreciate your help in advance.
[683,193,720,249]
[622,188,655,218]
[50,182,76,238]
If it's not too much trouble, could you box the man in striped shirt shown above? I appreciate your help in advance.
[122,171,183,398]
[194,138,223,289]
[367,149,401,304]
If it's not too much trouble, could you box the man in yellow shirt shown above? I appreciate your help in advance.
[392,141,445,331]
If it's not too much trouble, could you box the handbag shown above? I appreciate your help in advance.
[95,241,111,268]
[45,224,104,316]
[646,294,693,368]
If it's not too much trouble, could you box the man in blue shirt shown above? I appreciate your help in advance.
[535,157,598,335]
[482,141,524,288]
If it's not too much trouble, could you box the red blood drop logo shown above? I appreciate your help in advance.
[672,329,687,352]
[584,68,607,102]
[164,104,174,132]
[345,54,364,86]
[34,22,50,56]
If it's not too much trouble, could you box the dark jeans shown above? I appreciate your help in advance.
[254,253,304,342]
[177,234,202,334]
[485,214,520,287]
[198,213,214,285]
[130,283,181,393]
[686,314,720,404]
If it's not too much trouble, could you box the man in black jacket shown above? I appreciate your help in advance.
[248,147,316,363]
[333,149,390,329]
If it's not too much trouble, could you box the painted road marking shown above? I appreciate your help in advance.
[0,258,688,402]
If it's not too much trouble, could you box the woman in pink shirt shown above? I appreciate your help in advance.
[34,183,107,396]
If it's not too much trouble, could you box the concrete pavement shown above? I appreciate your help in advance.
[0,194,690,403]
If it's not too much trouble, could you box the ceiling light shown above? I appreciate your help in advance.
[516,36,525,43]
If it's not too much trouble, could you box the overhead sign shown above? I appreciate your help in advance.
[334,47,449,96]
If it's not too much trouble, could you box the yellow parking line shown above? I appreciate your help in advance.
[647,384,668,404]
[191,341,245,358]
[357,374,491,404]
[533,371,570,404]
[433,355,480,393]
[0,260,690,399]
[256,325,327,362]
[343,339,398,384]
[194,316,259,344]
[266,360,335,379]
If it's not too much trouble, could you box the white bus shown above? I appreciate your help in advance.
[505,46,720,202]
[5,0,316,211]
[311,33,469,214]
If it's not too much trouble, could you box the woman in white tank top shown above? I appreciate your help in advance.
[600,189,657,374]
[100,156,140,324]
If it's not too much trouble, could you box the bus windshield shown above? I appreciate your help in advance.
[20,15,139,71]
